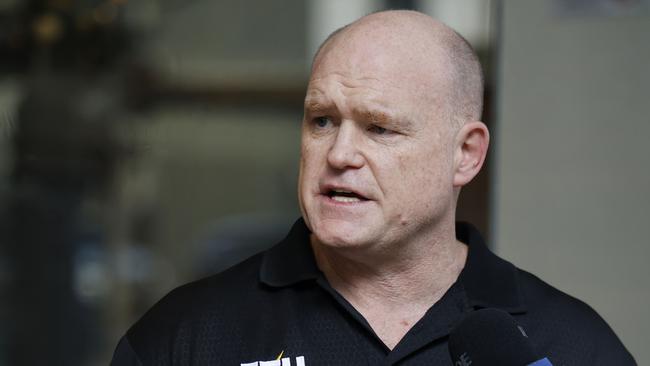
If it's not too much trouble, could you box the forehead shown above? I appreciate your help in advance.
[309,27,452,109]
[306,48,449,125]
[314,20,452,82]
[315,41,430,87]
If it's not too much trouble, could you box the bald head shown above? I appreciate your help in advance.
[312,10,484,128]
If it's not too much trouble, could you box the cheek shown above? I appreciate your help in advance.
[298,138,328,195]
[300,140,320,175]
[394,147,453,197]
[300,132,329,161]
[298,143,315,223]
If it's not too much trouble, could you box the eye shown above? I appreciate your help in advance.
[314,116,331,128]
[368,124,389,135]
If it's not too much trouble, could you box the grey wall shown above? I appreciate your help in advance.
[494,1,650,363]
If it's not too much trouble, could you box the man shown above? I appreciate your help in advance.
[111,10,635,365]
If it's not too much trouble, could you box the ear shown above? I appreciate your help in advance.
[453,121,490,187]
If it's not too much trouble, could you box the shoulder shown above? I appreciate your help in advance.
[516,268,610,332]
[139,251,264,320]
[123,252,269,361]
[514,269,636,365]
[117,219,317,364]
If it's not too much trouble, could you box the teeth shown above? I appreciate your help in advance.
[332,195,361,203]
[333,190,352,194]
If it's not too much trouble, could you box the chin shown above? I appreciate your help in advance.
[310,218,376,249]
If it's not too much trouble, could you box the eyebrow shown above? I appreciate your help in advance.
[304,95,415,131]
[353,107,415,131]
[354,108,391,124]
[303,97,332,114]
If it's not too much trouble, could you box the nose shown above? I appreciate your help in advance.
[327,121,365,170]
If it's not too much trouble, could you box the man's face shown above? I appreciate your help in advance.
[298,36,458,251]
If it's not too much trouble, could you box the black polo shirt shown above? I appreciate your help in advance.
[111,219,635,365]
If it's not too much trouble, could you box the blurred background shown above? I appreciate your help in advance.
[0,0,647,365]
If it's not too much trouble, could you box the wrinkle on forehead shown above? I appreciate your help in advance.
[308,71,391,99]
[307,68,444,104]
[310,73,385,86]
[305,72,448,133]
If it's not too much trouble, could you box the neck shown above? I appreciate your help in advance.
[311,222,468,350]
[311,223,468,309]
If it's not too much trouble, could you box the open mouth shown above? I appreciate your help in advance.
[326,189,368,203]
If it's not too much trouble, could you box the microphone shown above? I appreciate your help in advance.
[448,308,553,366]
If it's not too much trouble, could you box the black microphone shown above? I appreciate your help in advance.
[448,308,553,366]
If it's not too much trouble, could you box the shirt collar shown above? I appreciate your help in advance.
[455,222,527,313]
[259,218,321,286]
[260,219,526,314]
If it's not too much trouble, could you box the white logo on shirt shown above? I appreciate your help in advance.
[241,355,305,366]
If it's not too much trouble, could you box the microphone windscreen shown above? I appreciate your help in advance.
[448,308,542,366]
